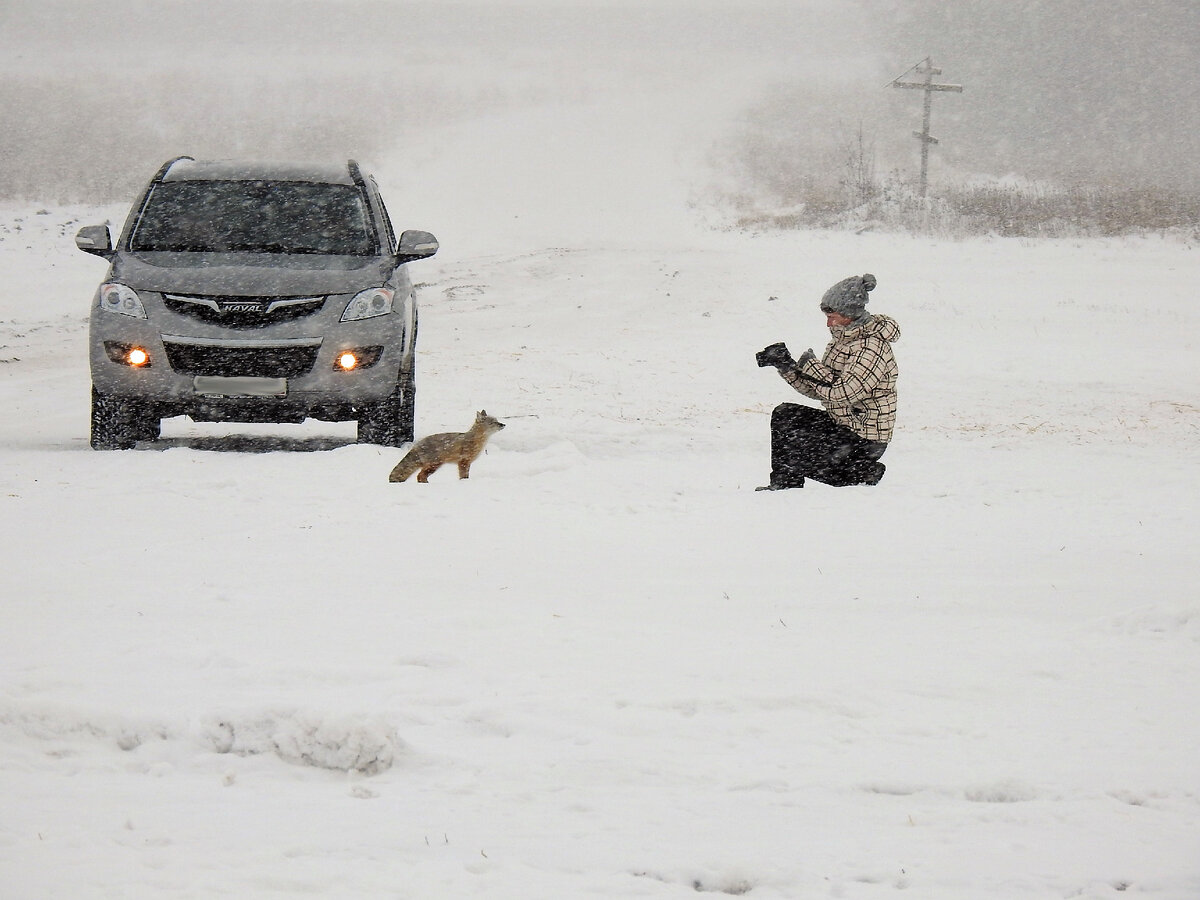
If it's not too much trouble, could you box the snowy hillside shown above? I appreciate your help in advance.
[2,33,1200,897]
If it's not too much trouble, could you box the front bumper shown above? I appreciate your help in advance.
[90,314,407,423]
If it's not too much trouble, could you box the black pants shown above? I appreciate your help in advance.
[768,403,887,487]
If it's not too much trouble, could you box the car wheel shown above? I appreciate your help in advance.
[136,411,162,442]
[395,317,417,444]
[396,361,416,443]
[357,370,414,447]
[90,387,151,450]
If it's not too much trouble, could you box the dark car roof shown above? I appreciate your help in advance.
[162,159,357,185]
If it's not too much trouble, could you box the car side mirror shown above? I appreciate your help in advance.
[396,230,438,263]
[76,225,114,258]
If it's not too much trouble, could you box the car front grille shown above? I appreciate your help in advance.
[163,338,321,378]
[163,293,326,329]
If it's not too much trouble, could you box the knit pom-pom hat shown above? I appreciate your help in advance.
[820,273,876,321]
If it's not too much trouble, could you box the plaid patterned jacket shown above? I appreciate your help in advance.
[782,314,900,443]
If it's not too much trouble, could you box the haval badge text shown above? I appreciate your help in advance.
[75,157,438,449]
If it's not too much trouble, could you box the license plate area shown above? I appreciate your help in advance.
[193,376,288,398]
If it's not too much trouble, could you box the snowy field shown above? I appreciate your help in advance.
[3,51,1200,900]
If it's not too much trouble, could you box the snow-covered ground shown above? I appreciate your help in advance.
[3,54,1200,900]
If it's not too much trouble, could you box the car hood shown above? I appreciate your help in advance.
[110,251,391,297]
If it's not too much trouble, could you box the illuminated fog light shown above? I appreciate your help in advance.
[103,341,153,367]
[331,346,383,371]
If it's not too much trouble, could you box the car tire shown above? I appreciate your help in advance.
[91,387,153,450]
[396,361,416,443]
[356,385,406,447]
[357,368,415,447]
[137,411,162,443]
[396,316,417,444]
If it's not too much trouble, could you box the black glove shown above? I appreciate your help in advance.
[756,342,795,369]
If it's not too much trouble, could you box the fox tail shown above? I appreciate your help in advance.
[388,453,422,483]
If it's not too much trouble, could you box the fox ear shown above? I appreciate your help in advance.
[478,410,487,417]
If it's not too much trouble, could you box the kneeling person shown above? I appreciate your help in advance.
[756,273,900,489]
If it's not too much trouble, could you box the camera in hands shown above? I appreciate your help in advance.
[756,342,792,369]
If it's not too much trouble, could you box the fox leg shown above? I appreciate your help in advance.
[457,460,471,479]
[417,463,442,482]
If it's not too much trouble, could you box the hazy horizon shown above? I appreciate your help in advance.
[1,0,1195,204]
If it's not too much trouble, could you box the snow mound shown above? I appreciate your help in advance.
[632,868,757,895]
[200,710,403,775]
[1113,605,1200,642]
[0,703,171,753]
[0,704,402,776]
[963,779,1043,804]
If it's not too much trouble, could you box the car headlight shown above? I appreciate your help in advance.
[341,287,395,322]
[98,283,147,319]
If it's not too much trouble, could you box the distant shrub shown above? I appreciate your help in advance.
[714,95,1200,240]
[942,183,1200,237]
[728,177,1200,240]
[721,160,1200,240]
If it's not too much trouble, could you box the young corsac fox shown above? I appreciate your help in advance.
[388,411,506,482]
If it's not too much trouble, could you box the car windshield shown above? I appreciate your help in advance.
[129,180,378,255]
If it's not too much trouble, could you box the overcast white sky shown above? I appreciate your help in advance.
[0,0,1194,201]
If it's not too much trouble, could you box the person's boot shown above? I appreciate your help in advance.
[755,474,804,491]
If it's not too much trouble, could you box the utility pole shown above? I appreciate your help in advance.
[891,58,963,198]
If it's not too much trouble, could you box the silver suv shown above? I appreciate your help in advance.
[76,157,438,449]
